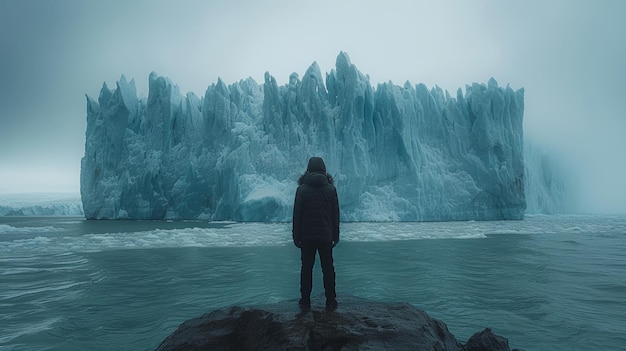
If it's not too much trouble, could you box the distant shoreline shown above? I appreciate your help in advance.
[0,193,83,216]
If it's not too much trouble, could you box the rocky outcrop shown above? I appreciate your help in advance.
[155,295,516,351]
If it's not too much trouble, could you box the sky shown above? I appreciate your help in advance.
[0,0,625,213]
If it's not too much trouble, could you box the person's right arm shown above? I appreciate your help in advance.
[332,187,340,246]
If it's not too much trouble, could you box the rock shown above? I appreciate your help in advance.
[155,295,513,351]
[464,328,513,351]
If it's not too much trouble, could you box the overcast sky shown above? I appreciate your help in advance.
[0,0,624,213]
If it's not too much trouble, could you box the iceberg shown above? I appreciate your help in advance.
[81,52,530,221]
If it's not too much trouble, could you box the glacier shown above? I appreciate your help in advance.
[0,193,84,216]
[81,52,531,221]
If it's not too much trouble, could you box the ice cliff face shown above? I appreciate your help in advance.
[81,52,527,221]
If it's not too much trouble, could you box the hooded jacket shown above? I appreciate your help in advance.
[292,157,340,246]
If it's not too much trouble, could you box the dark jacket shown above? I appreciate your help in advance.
[292,157,340,246]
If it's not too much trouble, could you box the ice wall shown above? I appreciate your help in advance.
[81,52,528,221]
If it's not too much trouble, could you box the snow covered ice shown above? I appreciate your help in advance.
[0,193,83,216]
[81,52,556,221]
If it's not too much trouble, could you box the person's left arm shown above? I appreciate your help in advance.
[292,187,303,247]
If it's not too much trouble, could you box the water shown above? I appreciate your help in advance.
[1,215,625,351]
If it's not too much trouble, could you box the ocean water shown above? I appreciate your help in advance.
[1,215,625,351]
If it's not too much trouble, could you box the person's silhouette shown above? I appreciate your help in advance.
[292,157,340,309]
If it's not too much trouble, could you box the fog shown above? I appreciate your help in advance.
[0,0,624,213]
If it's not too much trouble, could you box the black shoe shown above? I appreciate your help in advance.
[325,298,337,310]
[299,298,311,309]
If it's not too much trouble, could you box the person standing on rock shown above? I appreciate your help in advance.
[292,156,340,309]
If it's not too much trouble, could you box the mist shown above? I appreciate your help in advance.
[0,0,624,213]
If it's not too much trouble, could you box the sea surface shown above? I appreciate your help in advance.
[1,215,625,351]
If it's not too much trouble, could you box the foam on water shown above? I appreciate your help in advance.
[0,224,62,234]
[0,222,487,255]
[1,215,625,256]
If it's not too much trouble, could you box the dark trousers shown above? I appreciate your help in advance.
[300,243,336,300]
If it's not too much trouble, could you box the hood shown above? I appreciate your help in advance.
[306,157,326,174]
[299,157,333,186]
[300,172,330,187]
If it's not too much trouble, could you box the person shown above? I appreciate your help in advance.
[292,156,340,309]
